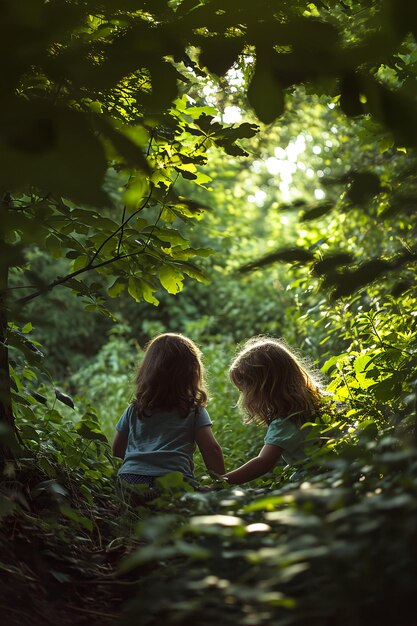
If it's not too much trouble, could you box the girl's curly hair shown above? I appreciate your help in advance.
[229,336,323,426]
[134,333,208,418]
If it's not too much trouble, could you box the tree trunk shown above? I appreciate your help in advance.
[0,195,17,467]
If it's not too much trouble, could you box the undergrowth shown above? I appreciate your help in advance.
[1,405,417,626]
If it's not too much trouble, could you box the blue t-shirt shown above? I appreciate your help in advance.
[116,404,212,480]
[264,417,306,465]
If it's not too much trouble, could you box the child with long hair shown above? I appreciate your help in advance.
[112,333,225,489]
[223,336,324,485]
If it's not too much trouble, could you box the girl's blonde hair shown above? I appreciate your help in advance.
[134,333,208,417]
[229,336,323,426]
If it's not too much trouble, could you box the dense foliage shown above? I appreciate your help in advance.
[1,0,417,624]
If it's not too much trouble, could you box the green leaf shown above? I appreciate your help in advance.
[182,263,210,283]
[155,471,193,491]
[20,424,40,442]
[76,421,108,443]
[45,409,63,424]
[38,457,57,478]
[54,389,75,409]
[244,495,293,512]
[182,104,218,120]
[119,541,210,572]
[354,354,376,388]
[60,504,93,532]
[190,514,244,527]
[177,168,197,180]
[27,389,48,404]
[171,197,210,220]
[215,139,249,157]
[63,278,93,296]
[7,330,44,363]
[321,354,342,374]
[108,278,126,298]
[124,175,151,210]
[226,122,259,140]
[159,266,184,294]
[154,228,189,247]
[353,354,373,375]
[370,377,401,402]
[32,480,68,499]
[45,234,62,259]
[96,117,150,170]
[379,135,395,153]
[128,278,159,305]
[71,255,90,273]
[141,281,159,306]
[128,276,143,302]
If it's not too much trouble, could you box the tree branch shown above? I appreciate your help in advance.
[17,185,154,307]
[88,186,153,266]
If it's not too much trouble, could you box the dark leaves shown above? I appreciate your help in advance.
[27,390,48,405]
[327,260,392,298]
[239,247,315,273]
[194,115,259,156]
[199,37,243,76]
[347,172,382,206]
[0,99,109,206]
[312,253,355,277]
[301,202,334,221]
[340,72,367,118]
[76,420,107,443]
[248,60,285,124]
[54,389,75,409]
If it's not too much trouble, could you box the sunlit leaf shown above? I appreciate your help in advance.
[159,266,184,294]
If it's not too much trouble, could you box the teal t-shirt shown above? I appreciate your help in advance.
[116,404,212,480]
[264,417,306,465]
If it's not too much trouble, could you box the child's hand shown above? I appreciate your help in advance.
[197,472,230,491]
[196,484,217,492]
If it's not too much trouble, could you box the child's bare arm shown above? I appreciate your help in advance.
[223,444,283,485]
[195,426,225,475]
[112,431,128,459]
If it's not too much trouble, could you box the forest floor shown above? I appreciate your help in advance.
[2,441,417,626]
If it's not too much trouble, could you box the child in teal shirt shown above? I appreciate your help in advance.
[223,336,324,485]
[112,333,225,489]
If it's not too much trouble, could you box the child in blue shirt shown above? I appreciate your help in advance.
[223,336,324,485]
[112,333,225,488]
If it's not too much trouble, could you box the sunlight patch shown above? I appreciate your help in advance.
[190,514,243,526]
[246,522,271,533]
